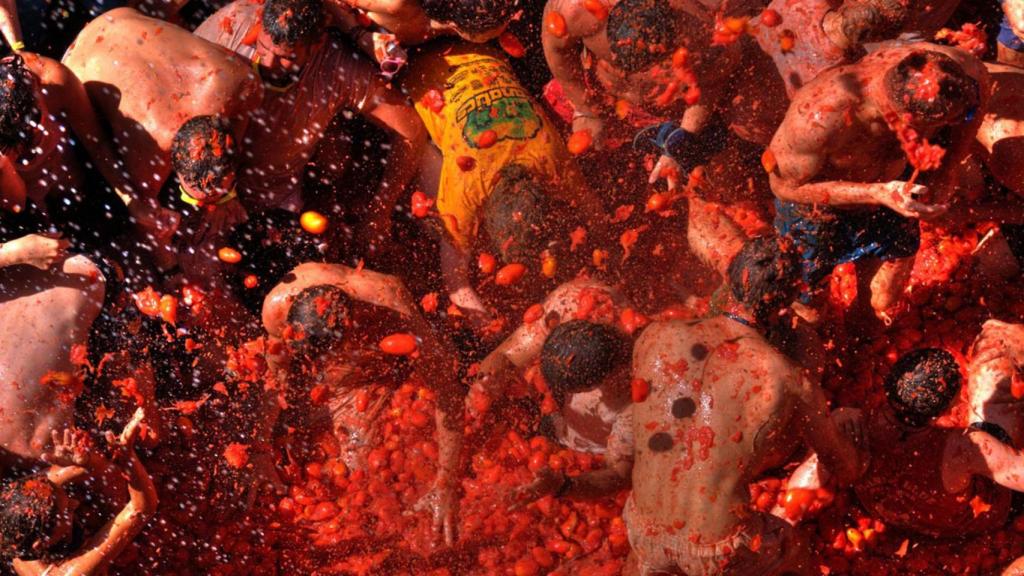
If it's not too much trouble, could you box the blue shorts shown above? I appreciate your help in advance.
[774,200,920,296]
[1000,16,1024,52]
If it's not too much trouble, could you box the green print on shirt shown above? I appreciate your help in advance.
[459,92,542,149]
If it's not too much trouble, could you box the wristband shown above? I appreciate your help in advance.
[10,40,23,52]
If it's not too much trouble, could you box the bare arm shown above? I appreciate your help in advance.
[361,80,427,249]
[0,0,21,49]
[0,154,26,212]
[959,430,1024,492]
[1008,0,1024,38]
[687,195,746,278]
[53,414,157,576]
[54,64,135,200]
[794,376,861,486]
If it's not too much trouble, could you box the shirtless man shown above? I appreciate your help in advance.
[968,320,1024,447]
[470,278,635,453]
[783,347,1024,542]
[1,409,158,576]
[63,8,263,267]
[195,0,426,248]
[0,50,137,245]
[543,0,739,146]
[767,43,986,321]
[519,236,861,574]
[403,40,606,335]
[753,0,961,98]
[0,233,105,470]
[262,262,463,545]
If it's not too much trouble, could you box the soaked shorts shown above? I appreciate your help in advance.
[774,200,920,295]
[1000,16,1024,53]
[623,495,795,576]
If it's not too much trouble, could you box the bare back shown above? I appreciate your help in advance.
[0,256,105,461]
[630,318,801,544]
[62,8,261,192]
[978,62,1024,196]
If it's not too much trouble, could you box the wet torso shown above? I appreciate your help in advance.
[629,317,802,545]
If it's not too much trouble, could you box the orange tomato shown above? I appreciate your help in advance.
[541,254,557,278]
[411,190,433,218]
[495,263,527,286]
[132,286,161,317]
[545,11,568,38]
[300,210,328,234]
[523,303,544,323]
[379,333,419,356]
[478,252,497,275]
[760,8,781,27]
[456,156,476,171]
[218,247,242,264]
[567,130,593,155]
[631,378,650,402]
[646,193,668,212]
[499,31,526,58]
[583,0,608,20]
[779,30,796,52]
[476,129,498,149]
[243,274,258,289]
[159,294,178,325]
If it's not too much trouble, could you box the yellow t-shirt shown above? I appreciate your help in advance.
[406,43,584,248]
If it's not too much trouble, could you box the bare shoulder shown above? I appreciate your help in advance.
[542,277,620,313]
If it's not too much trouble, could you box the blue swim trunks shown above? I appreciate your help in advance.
[774,200,921,297]
[1000,16,1024,53]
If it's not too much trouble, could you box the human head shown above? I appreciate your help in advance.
[540,320,632,402]
[606,0,680,73]
[482,164,556,264]
[0,55,39,154]
[830,0,907,48]
[286,284,350,353]
[421,0,518,41]
[171,115,238,204]
[885,50,979,128]
[256,0,323,81]
[727,236,800,328]
[884,348,962,427]
[0,474,73,561]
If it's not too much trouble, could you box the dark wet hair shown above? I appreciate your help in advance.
[884,348,962,427]
[420,0,518,35]
[540,320,631,400]
[0,474,60,561]
[606,0,679,73]
[727,236,800,327]
[287,285,350,351]
[833,0,907,45]
[0,55,38,152]
[262,0,324,46]
[885,51,979,125]
[482,164,553,263]
[171,115,237,202]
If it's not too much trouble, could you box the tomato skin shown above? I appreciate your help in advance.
[379,333,419,356]
[300,211,328,234]
[631,379,650,402]
[495,263,527,286]
[546,11,568,38]
[218,247,242,264]
[567,130,593,155]
[499,31,526,58]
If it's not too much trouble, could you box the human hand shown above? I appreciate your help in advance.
[4,233,69,269]
[974,320,1024,367]
[413,481,458,547]
[509,467,564,507]
[648,154,681,191]
[572,115,604,151]
[876,181,947,220]
[42,428,92,468]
